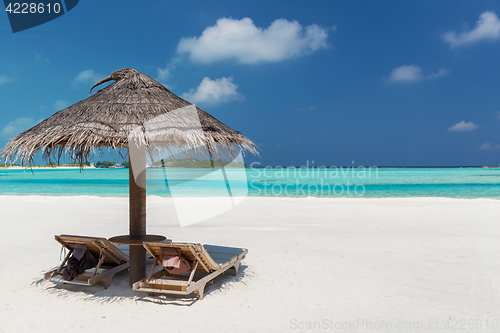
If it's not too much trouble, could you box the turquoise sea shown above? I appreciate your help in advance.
[0,167,499,199]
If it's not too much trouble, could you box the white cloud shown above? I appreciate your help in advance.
[297,106,316,112]
[156,68,174,90]
[157,67,171,82]
[177,17,330,64]
[428,68,449,79]
[181,77,244,106]
[54,99,69,110]
[156,56,183,84]
[443,11,500,48]
[479,143,500,151]
[73,69,103,86]
[387,65,423,83]
[448,121,479,132]
[1,117,41,137]
[479,143,492,150]
[34,52,50,64]
[0,74,11,85]
[386,65,448,83]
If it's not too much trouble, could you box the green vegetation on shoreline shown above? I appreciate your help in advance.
[0,163,91,168]
[0,159,245,168]
[152,158,246,168]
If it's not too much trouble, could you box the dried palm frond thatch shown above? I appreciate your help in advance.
[1,68,258,165]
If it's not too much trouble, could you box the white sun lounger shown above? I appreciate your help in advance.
[133,242,248,300]
[44,235,129,289]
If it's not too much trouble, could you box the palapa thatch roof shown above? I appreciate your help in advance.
[1,68,257,165]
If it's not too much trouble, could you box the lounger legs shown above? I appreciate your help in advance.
[233,262,240,276]
[44,269,58,280]
[197,283,206,300]
[102,276,112,289]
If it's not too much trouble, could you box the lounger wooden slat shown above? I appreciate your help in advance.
[133,242,248,300]
[44,235,130,289]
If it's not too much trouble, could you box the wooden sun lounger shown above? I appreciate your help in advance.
[133,242,248,300]
[44,235,130,289]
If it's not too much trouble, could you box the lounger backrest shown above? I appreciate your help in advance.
[98,239,129,264]
[201,245,248,270]
[56,235,128,265]
[143,242,217,272]
[143,242,248,273]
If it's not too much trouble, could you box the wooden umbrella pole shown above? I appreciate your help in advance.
[128,154,146,286]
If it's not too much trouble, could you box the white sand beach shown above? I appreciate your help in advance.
[1,196,500,332]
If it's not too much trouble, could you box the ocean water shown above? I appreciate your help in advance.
[0,167,499,199]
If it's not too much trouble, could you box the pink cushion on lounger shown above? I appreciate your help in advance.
[161,247,181,268]
[161,247,191,274]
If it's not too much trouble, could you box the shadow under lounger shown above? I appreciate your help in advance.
[133,242,248,300]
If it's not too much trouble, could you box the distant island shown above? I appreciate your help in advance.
[151,158,246,168]
[0,161,126,169]
[0,162,96,169]
[94,161,128,168]
[1,158,246,169]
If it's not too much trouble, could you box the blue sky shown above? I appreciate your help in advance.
[1,0,500,167]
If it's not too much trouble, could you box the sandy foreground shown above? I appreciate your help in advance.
[1,196,500,333]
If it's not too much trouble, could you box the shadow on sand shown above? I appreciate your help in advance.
[33,262,251,307]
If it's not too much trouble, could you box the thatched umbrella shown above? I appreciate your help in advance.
[1,68,257,286]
